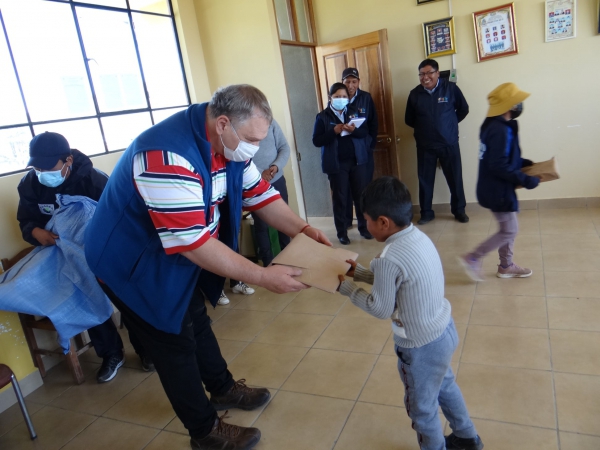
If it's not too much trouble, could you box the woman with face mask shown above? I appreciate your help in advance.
[312,82,372,245]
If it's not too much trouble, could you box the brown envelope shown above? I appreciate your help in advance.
[518,157,560,188]
[271,233,359,293]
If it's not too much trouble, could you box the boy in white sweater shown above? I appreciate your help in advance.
[338,177,483,450]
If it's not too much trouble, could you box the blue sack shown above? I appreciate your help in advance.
[0,194,113,353]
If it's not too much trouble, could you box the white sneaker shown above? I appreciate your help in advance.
[231,282,255,295]
[217,291,230,305]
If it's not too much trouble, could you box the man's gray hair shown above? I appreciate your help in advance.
[209,84,273,126]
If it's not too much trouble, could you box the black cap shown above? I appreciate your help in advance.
[27,132,71,170]
[342,67,359,80]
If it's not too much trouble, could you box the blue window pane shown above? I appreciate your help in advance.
[0,127,32,173]
[101,112,152,151]
[129,0,170,15]
[153,107,187,124]
[33,119,105,157]
[0,18,27,126]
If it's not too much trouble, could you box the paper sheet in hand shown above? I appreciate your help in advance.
[518,157,560,188]
[271,233,358,293]
[340,117,366,137]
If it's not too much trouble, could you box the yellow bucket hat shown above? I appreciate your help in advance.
[487,82,530,117]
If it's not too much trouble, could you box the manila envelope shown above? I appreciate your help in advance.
[518,157,560,188]
[271,233,359,293]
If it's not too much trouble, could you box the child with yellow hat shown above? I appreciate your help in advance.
[459,82,540,281]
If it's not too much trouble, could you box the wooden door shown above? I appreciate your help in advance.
[315,29,399,179]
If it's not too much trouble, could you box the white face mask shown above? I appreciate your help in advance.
[220,121,260,162]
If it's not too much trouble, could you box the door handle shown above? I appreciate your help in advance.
[396,137,401,143]
[376,137,393,144]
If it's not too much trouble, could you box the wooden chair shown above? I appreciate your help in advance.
[1,247,92,385]
[0,364,37,439]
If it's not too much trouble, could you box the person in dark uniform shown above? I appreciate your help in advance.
[313,82,372,245]
[405,59,470,225]
[17,132,153,382]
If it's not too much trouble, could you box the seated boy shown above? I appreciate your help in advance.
[338,177,483,450]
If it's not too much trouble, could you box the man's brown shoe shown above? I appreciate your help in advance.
[190,411,261,450]
[210,379,270,411]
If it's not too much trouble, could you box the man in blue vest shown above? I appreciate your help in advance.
[85,85,330,450]
[405,59,470,225]
[342,67,378,236]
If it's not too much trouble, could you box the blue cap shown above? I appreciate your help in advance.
[27,132,71,170]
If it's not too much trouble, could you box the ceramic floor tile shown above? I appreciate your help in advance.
[232,286,299,312]
[0,400,43,438]
[446,294,474,324]
[206,302,230,323]
[442,218,493,236]
[313,315,390,354]
[475,273,545,297]
[335,299,383,319]
[251,391,354,450]
[457,363,556,428]
[254,312,332,347]
[543,251,600,272]
[461,325,551,370]
[226,342,308,389]
[24,360,99,404]
[546,272,600,298]
[443,271,477,296]
[541,234,600,252]
[436,234,490,253]
[513,210,541,235]
[560,431,600,450]
[550,330,600,376]
[211,309,277,341]
[358,355,404,407]
[381,332,396,356]
[103,373,176,428]
[452,323,467,363]
[50,366,151,416]
[61,417,158,450]
[470,295,548,328]
[282,289,346,315]
[555,372,600,435]
[144,431,191,450]
[282,348,377,400]
[334,402,421,450]
[548,297,600,331]
[0,405,96,450]
[470,418,558,450]
[215,338,248,363]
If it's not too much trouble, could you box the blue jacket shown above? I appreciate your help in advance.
[405,78,469,149]
[348,89,378,150]
[476,117,539,213]
[312,105,370,174]
[84,104,245,333]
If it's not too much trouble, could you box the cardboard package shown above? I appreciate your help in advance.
[519,157,560,187]
[271,233,358,293]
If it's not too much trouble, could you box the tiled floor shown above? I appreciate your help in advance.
[2,208,600,449]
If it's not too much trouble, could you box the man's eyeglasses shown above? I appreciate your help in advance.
[418,70,438,78]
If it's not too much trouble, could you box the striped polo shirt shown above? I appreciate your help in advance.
[133,150,280,255]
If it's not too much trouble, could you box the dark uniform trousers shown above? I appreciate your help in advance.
[417,143,467,220]
[329,158,369,238]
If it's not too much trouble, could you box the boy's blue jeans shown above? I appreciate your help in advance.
[395,319,477,450]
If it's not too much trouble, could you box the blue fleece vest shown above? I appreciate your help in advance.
[84,103,245,333]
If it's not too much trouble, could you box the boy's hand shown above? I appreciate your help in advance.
[337,274,345,291]
[345,259,357,277]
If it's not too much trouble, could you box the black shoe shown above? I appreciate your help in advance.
[191,411,261,450]
[141,355,155,372]
[445,433,484,450]
[455,212,470,223]
[360,231,374,240]
[210,379,271,411]
[338,236,351,245]
[417,216,434,225]
[97,353,124,383]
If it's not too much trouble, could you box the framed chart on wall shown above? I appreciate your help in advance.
[472,3,519,62]
[423,17,456,57]
[417,0,443,5]
[545,0,576,42]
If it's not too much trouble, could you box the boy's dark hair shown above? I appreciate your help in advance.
[418,59,439,71]
[328,82,349,97]
[360,176,413,227]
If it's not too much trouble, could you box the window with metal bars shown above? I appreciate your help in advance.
[0,0,190,176]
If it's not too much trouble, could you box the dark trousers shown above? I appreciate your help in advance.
[417,144,466,219]
[345,151,374,226]
[87,317,124,359]
[102,283,233,439]
[329,159,369,238]
[253,176,291,266]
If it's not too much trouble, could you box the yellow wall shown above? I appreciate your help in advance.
[312,0,600,204]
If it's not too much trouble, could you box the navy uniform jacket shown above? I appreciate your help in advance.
[348,89,378,150]
[477,117,539,213]
[17,149,108,246]
[405,78,469,149]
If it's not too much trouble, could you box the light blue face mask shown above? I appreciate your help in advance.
[331,98,349,110]
[36,163,67,188]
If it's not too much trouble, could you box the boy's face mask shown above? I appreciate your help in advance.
[510,103,523,120]
[35,163,67,188]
